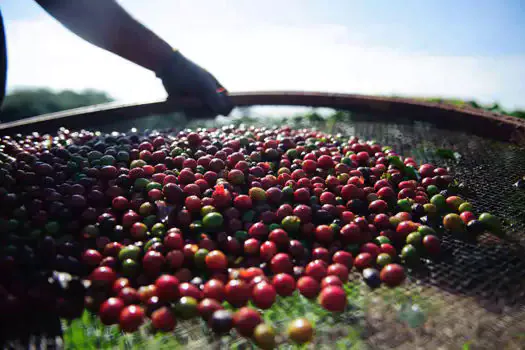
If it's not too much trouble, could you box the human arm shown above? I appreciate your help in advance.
[35,0,233,115]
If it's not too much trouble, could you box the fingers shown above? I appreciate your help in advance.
[203,80,234,116]
[165,89,191,99]
[163,79,233,116]
[204,90,234,116]
[159,53,234,116]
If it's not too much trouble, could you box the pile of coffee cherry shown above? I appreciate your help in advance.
[0,125,501,347]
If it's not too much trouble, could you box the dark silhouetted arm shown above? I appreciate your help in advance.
[35,0,173,71]
[34,0,233,115]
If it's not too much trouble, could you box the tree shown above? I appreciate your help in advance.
[0,88,113,122]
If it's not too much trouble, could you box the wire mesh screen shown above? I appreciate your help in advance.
[331,116,525,349]
[2,107,525,350]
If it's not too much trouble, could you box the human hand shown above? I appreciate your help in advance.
[157,51,233,116]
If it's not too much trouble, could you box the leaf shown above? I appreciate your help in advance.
[404,165,420,180]
[381,172,393,181]
[435,148,461,161]
[387,156,405,170]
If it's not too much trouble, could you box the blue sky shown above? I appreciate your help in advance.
[2,0,525,108]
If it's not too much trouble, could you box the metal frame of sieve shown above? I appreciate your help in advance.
[1,92,524,146]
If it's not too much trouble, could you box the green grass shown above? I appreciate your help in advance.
[62,280,438,349]
[63,282,368,349]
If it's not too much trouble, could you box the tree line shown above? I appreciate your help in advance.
[1,88,113,123]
